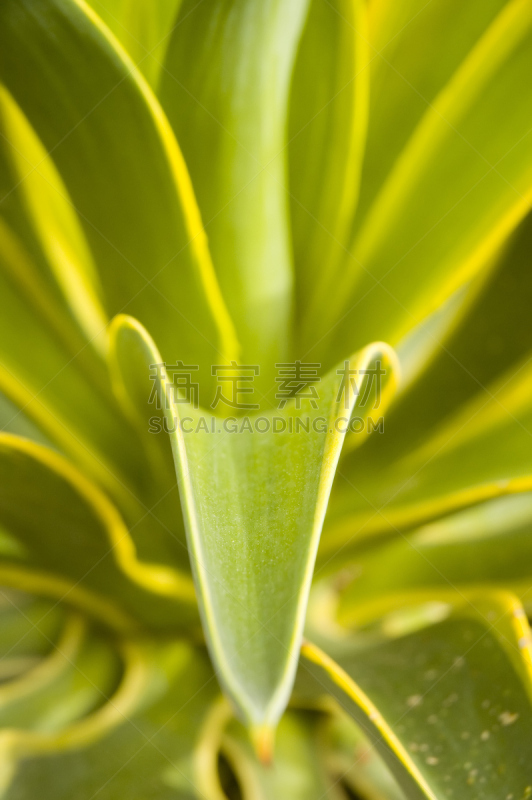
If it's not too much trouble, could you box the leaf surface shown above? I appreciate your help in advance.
[0,433,197,632]
[87,0,182,89]
[111,314,398,735]
[222,712,343,800]
[0,394,51,449]
[299,594,532,799]
[0,92,145,502]
[2,642,218,800]
[0,594,64,668]
[0,223,144,505]
[161,0,309,389]
[0,0,237,396]
[0,615,118,733]
[322,355,532,564]
[356,0,509,234]
[288,0,369,323]
[374,212,532,461]
[307,0,532,367]
[337,495,532,627]
[0,87,107,352]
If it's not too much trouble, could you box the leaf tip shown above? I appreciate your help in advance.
[250,723,275,766]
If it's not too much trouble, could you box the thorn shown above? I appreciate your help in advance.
[250,723,275,766]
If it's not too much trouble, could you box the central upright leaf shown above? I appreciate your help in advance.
[161,0,310,391]
[111,316,398,749]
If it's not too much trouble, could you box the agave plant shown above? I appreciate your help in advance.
[0,0,532,796]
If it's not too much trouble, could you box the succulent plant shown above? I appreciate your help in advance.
[1,0,532,797]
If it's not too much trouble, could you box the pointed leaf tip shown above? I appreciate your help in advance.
[250,724,275,766]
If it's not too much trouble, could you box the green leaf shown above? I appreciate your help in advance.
[160,0,309,390]
[0,593,64,668]
[0,615,118,733]
[0,86,108,352]
[0,608,147,795]
[0,634,150,795]
[110,314,398,740]
[222,712,344,800]
[86,0,183,89]
[321,712,406,800]
[0,433,197,632]
[337,495,532,627]
[2,642,218,800]
[288,0,369,323]
[308,0,532,366]
[0,394,52,449]
[355,0,510,233]
[374,211,532,462]
[0,0,238,396]
[322,354,532,565]
[299,593,532,799]
[0,91,146,502]
[0,220,144,505]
